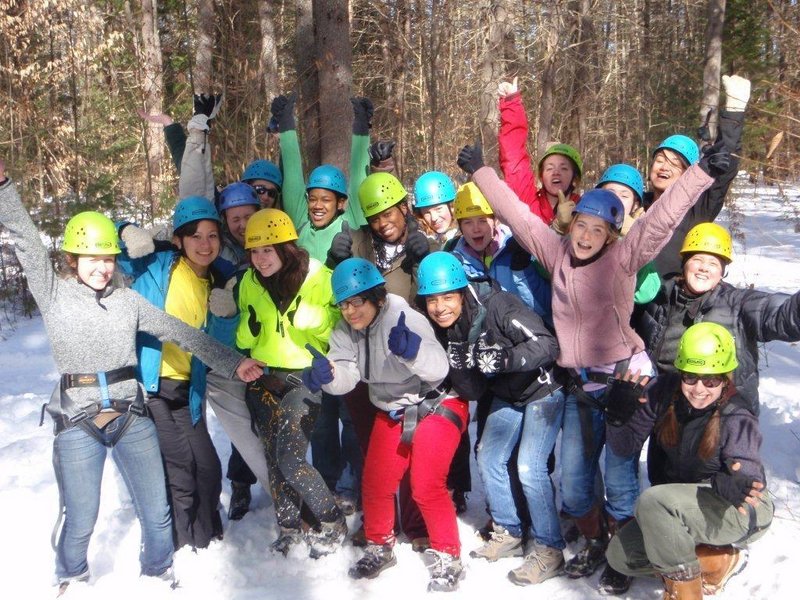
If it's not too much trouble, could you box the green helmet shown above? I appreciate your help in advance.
[61,211,121,255]
[538,143,583,180]
[674,322,738,374]
[359,173,407,218]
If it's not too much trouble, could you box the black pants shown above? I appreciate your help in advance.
[227,444,257,485]
[148,378,223,550]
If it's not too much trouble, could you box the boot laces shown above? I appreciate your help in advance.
[425,549,455,578]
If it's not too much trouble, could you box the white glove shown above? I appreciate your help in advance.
[722,75,751,112]
[497,76,519,98]
[209,278,237,318]
[120,224,155,259]
[187,114,211,132]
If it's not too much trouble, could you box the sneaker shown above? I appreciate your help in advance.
[335,495,358,517]
[307,518,348,559]
[564,537,607,578]
[270,527,304,556]
[697,545,748,595]
[598,564,631,595]
[425,549,465,592]
[227,482,251,521]
[508,542,564,586]
[348,544,397,580]
[468,524,523,561]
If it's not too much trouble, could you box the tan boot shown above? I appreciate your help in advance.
[662,574,703,600]
[696,544,747,595]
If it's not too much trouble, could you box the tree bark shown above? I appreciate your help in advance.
[140,0,165,215]
[537,7,560,156]
[478,0,513,164]
[296,0,321,168]
[700,0,726,139]
[258,0,279,100]
[194,0,215,93]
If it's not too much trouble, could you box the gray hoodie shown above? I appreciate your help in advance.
[322,294,449,411]
[0,179,243,415]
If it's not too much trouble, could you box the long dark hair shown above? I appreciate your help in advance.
[254,240,310,311]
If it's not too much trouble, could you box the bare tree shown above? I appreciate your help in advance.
[139,0,165,215]
[194,0,215,93]
[297,0,321,168]
[700,0,726,139]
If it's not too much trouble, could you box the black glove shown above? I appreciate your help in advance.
[193,93,223,120]
[401,228,430,273]
[604,379,647,427]
[457,141,484,175]
[268,92,297,133]
[368,140,396,166]
[247,305,262,337]
[473,335,508,375]
[351,97,374,136]
[711,466,755,507]
[325,222,353,269]
[699,150,731,177]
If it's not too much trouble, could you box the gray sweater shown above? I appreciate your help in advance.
[0,179,244,414]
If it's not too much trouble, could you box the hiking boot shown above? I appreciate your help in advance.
[307,517,348,559]
[477,518,494,542]
[451,490,468,515]
[468,524,523,561]
[696,544,747,595]
[508,542,564,586]
[412,537,431,552]
[348,544,397,580]
[425,549,465,592]
[598,563,632,595]
[270,527,304,556]
[564,537,607,578]
[227,482,251,521]
[662,573,702,600]
[335,494,358,517]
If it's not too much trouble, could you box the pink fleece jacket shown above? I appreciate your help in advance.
[472,164,713,369]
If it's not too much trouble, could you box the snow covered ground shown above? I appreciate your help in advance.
[2,174,800,599]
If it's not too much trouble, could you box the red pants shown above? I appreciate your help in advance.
[362,398,468,556]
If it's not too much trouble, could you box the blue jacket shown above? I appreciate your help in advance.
[451,227,553,326]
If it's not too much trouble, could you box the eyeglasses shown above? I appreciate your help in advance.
[680,373,726,388]
[253,185,279,199]
[337,296,367,310]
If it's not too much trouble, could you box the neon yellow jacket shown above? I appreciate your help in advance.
[236,258,340,369]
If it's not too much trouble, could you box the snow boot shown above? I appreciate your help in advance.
[425,548,465,592]
[507,542,564,586]
[564,506,607,578]
[270,527,304,556]
[696,544,747,595]
[662,573,703,600]
[598,564,632,595]
[227,482,251,521]
[469,523,523,561]
[335,494,357,517]
[307,517,348,559]
[348,544,397,580]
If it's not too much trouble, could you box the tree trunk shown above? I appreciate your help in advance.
[194,0,215,93]
[478,0,513,165]
[296,0,321,168]
[700,0,726,139]
[537,7,560,156]
[140,0,165,216]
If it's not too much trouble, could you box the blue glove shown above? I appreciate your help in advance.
[387,311,422,360]
[302,343,333,393]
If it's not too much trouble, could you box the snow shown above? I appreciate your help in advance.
[1,174,800,599]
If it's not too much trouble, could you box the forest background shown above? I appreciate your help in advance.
[0,0,798,322]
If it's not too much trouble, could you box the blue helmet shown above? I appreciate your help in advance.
[173,196,221,231]
[331,258,385,304]
[654,134,699,166]
[596,164,644,201]
[241,159,283,188]
[417,252,469,296]
[218,182,260,213]
[413,171,457,210]
[307,164,348,198]
[573,189,624,231]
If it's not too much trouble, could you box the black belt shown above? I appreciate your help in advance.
[61,366,137,389]
[398,392,464,446]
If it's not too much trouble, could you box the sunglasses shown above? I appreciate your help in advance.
[337,296,367,310]
[680,373,726,388]
[253,185,279,199]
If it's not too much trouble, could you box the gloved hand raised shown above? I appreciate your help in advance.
[722,75,751,113]
[301,343,334,393]
[325,221,353,269]
[189,93,223,131]
[400,227,430,273]
[711,460,765,515]
[268,92,297,133]
[497,76,519,98]
[351,97,374,136]
[457,141,484,175]
[551,191,575,235]
[699,150,732,177]
[120,224,155,259]
[209,278,237,318]
[368,140,396,166]
[387,311,422,360]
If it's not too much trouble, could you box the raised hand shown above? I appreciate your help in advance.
[457,141,484,175]
[325,221,353,269]
[120,224,155,259]
[368,140,396,166]
[209,278,237,318]
[387,311,422,360]
[301,343,334,393]
[268,92,297,133]
[136,109,174,127]
[188,93,223,131]
[497,76,519,98]
[722,75,751,112]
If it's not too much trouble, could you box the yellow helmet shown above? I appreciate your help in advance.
[453,183,493,220]
[244,208,298,249]
[680,223,733,262]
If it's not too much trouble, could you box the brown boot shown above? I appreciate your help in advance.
[662,574,703,600]
[696,544,747,595]
[564,506,607,578]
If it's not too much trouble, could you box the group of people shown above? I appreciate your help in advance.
[0,70,790,599]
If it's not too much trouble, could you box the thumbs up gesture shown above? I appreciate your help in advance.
[301,343,334,393]
[387,311,422,360]
[325,221,353,269]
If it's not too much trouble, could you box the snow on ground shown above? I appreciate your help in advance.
[1,174,800,599]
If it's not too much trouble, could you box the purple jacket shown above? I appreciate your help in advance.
[472,164,713,369]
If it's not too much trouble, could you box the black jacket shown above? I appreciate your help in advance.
[637,278,800,415]
[644,110,745,279]
[430,284,560,406]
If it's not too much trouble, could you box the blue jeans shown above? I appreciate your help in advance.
[476,390,566,549]
[311,392,362,501]
[52,415,173,581]
[560,391,640,522]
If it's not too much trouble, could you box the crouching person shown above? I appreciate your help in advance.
[302,258,466,592]
[606,323,773,598]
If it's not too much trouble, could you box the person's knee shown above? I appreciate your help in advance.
[634,486,667,523]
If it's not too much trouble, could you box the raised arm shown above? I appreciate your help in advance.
[273,93,307,228]
[178,93,223,201]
